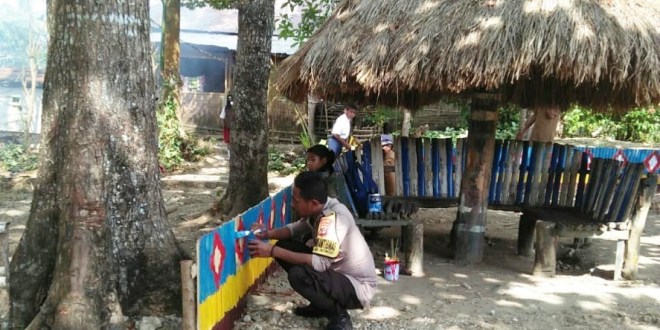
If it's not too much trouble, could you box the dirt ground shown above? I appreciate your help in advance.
[233,207,660,330]
[2,171,660,330]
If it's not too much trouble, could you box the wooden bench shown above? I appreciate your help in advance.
[517,159,657,280]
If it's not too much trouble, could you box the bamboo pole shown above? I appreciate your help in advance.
[181,260,196,330]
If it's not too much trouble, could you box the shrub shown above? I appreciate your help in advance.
[0,143,39,172]
[157,91,211,171]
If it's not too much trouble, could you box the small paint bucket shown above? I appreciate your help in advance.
[384,260,400,281]
[368,193,382,213]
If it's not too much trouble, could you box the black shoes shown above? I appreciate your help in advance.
[293,304,325,318]
[293,304,353,329]
[326,312,352,330]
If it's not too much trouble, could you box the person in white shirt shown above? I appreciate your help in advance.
[328,104,357,156]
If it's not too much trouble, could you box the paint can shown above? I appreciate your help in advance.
[368,193,382,213]
[383,259,400,281]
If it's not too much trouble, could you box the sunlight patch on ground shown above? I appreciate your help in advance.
[575,300,609,312]
[360,306,400,320]
[501,276,660,312]
[494,299,524,308]
[0,209,26,217]
[638,254,660,267]
[427,276,446,283]
[453,273,468,279]
[436,293,466,301]
[483,277,502,283]
[502,283,564,305]
[399,294,421,305]
[411,316,437,325]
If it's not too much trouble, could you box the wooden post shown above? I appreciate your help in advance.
[404,223,424,276]
[622,174,657,280]
[181,260,196,330]
[0,222,9,326]
[533,221,557,277]
[517,212,536,256]
[452,96,499,263]
[401,107,412,137]
[307,93,319,143]
[614,240,625,281]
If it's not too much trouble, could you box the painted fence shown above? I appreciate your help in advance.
[354,137,659,207]
[197,186,293,330]
[195,138,659,329]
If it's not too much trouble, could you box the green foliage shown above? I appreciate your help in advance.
[423,127,468,144]
[562,106,620,139]
[299,130,313,149]
[268,147,306,175]
[0,143,39,173]
[183,0,234,10]
[157,90,210,171]
[617,107,660,143]
[277,0,339,47]
[495,105,521,140]
[290,104,315,148]
[361,106,400,129]
[435,102,520,140]
[562,105,659,143]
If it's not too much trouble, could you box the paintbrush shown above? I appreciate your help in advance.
[235,228,265,239]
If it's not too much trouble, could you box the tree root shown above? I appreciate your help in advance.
[24,303,52,330]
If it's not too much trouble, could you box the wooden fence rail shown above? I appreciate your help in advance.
[348,137,658,211]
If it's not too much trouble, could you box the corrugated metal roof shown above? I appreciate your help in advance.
[149,0,301,55]
[150,30,297,56]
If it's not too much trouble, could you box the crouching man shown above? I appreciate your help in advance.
[248,171,377,330]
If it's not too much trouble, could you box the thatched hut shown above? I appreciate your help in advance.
[276,0,660,262]
[278,0,660,109]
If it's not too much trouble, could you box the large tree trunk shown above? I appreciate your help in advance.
[452,97,499,264]
[217,0,274,217]
[9,1,182,328]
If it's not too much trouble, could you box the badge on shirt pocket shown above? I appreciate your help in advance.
[313,212,340,258]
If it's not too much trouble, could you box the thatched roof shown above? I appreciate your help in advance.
[277,0,660,110]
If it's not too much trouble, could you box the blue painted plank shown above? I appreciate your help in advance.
[515,140,530,205]
[550,144,566,206]
[446,138,454,197]
[489,140,503,203]
[361,141,372,181]
[432,139,440,197]
[417,139,425,196]
[575,152,590,209]
[401,137,410,196]
[495,140,509,203]
[544,144,560,205]
[524,142,540,205]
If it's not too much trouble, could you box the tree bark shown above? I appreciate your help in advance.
[401,107,412,137]
[160,0,180,83]
[161,0,185,137]
[623,175,657,280]
[9,1,182,328]
[452,97,498,264]
[217,0,274,217]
